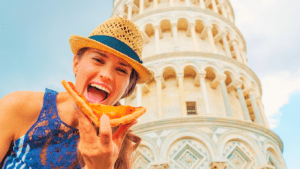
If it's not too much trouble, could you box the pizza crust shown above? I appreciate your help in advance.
[110,107,146,127]
[61,80,100,126]
[61,80,146,127]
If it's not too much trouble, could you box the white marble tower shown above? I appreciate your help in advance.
[112,0,286,168]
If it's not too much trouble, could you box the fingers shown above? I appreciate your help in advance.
[99,114,113,145]
[76,109,98,144]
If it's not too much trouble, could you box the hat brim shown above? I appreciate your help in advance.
[69,35,152,84]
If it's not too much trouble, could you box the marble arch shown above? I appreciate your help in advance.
[222,67,237,76]
[159,128,217,160]
[180,61,200,74]
[139,138,160,161]
[143,23,155,37]
[263,142,286,168]
[194,17,209,26]
[174,15,193,24]
[238,73,251,89]
[159,18,172,26]
[263,140,283,159]
[146,66,158,78]
[200,62,221,76]
[217,129,263,165]
[159,63,178,76]
[142,22,155,32]
[223,68,237,84]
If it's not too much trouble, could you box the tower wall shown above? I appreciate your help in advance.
[112,0,286,168]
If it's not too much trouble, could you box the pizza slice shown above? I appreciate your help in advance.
[61,80,146,127]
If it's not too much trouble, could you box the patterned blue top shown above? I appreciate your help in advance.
[2,89,81,169]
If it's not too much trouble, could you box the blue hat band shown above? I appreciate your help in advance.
[89,35,143,64]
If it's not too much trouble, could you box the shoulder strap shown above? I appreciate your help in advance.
[39,88,58,120]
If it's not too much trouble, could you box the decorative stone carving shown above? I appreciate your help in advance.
[257,164,275,169]
[210,161,228,169]
[150,163,169,169]
[132,145,154,169]
[168,139,208,168]
[224,141,254,168]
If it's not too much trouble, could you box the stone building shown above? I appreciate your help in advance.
[112,0,286,168]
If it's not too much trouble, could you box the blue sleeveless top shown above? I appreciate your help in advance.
[2,89,81,169]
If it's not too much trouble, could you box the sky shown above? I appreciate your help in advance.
[0,0,299,168]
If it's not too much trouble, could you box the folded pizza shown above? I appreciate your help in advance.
[61,80,146,127]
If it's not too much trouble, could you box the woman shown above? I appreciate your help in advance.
[0,17,151,169]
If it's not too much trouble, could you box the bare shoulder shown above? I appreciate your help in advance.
[0,91,44,115]
[0,91,44,139]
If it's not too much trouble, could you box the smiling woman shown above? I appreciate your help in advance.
[75,47,139,103]
[0,17,152,169]
[73,48,133,106]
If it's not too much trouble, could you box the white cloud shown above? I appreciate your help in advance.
[231,0,300,61]
[260,69,300,128]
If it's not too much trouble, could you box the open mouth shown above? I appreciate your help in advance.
[87,84,110,103]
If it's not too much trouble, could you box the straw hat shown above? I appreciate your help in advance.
[69,16,152,84]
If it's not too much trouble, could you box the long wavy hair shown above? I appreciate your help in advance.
[76,47,141,168]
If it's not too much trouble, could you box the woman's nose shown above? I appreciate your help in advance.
[99,70,113,82]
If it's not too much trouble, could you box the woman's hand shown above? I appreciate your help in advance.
[76,110,137,169]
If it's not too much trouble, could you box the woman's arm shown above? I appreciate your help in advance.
[0,91,43,163]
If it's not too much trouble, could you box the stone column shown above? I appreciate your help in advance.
[207,25,217,53]
[154,0,158,9]
[190,23,198,51]
[257,97,270,129]
[231,40,242,62]
[221,32,231,58]
[200,0,206,9]
[236,81,251,121]
[241,51,248,65]
[172,23,179,51]
[210,161,228,169]
[136,84,142,106]
[139,0,144,14]
[155,76,164,119]
[211,0,218,13]
[126,1,133,20]
[199,73,211,115]
[249,89,264,125]
[224,5,234,22]
[185,0,190,6]
[221,4,228,19]
[154,25,160,54]
[227,6,234,22]
[220,75,233,117]
[178,74,187,116]
[169,0,174,7]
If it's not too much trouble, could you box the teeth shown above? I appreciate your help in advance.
[90,84,111,94]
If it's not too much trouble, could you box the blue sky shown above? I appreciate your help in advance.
[1,0,299,168]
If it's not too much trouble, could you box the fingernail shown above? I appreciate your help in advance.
[101,114,109,119]
[100,114,110,123]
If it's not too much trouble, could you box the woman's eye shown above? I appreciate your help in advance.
[118,69,128,74]
[93,58,104,64]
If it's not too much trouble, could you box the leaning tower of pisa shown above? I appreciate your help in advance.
[112,0,286,168]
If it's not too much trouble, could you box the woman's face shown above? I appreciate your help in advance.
[73,48,132,106]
